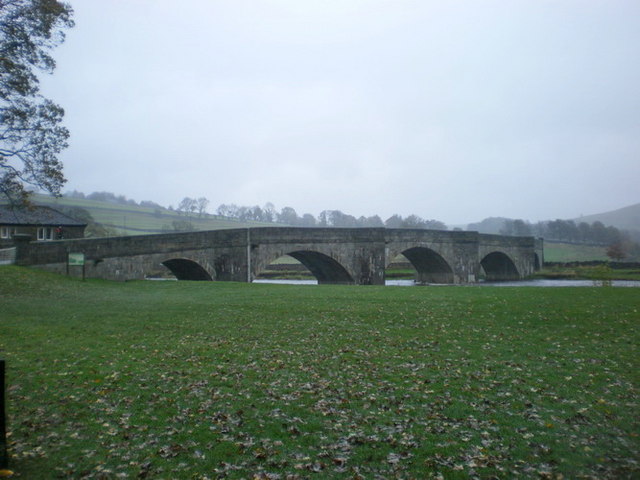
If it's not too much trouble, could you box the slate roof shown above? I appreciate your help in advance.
[0,205,87,226]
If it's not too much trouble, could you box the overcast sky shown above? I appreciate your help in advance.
[40,0,640,226]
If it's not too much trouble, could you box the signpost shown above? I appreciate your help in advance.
[68,252,85,266]
[68,252,86,280]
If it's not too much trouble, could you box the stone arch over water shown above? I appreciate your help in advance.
[254,254,313,281]
[162,258,213,281]
[480,251,520,281]
[401,247,454,284]
[275,250,354,284]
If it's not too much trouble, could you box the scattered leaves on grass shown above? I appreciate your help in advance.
[1,267,638,478]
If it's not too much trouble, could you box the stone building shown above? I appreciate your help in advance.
[0,205,87,248]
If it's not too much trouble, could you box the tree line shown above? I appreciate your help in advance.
[61,191,639,260]
[65,190,164,209]
[63,191,449,230]
[499,218,632,245]
[215,202,447,230]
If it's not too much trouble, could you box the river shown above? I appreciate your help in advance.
[253,279,640,287]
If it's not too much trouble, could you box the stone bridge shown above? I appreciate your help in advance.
[13,227,543,285]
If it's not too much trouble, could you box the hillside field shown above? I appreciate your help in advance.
[574,203,640,233]
[542,241,609,262]
[1,266,638,479]
[31,194,273,235]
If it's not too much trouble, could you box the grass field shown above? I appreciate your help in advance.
[32,194,273,235]
[1,267,638,479]
[542,242,609,262]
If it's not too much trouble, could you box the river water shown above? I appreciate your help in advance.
[253,279,640,287]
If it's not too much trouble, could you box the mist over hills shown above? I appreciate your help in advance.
[465,217,511,234]
[15,191,638,262]
[467,204,639,236]
[572,203,640,233]
[26,190,639,240]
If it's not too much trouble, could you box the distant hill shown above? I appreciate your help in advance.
[31,194,275,236]
[573,203,640,233]
[466,203,640,235]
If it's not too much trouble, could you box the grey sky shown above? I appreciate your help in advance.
[41,0,640,225]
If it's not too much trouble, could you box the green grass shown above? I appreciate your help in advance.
[543,242,609,262]
[32,194,275,235]
[1,266,638,479]
[535,265,640,281]
[384,267,416,279]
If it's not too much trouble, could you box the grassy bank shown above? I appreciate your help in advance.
[542,242,608,262]
[535,265,640,281]
[1,267,638,479]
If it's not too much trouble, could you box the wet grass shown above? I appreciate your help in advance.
[535,265,640,281]
[0,266,638,479]
[542,242,608,262]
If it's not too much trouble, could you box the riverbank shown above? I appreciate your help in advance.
[259,260,640,283]
[534,263,640,281]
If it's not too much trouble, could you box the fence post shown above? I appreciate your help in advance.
[0,359,7,468]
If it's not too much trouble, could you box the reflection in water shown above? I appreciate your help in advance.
[478,279,640,287]
[254,279,318,285]
[253,279,640,287]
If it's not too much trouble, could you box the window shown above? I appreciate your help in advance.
[1,227,16,239]
[37,227,54,241]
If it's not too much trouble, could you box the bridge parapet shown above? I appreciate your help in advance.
[13,227,540,284]
[14,229,248,281]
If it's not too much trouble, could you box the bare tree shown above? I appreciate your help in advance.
[178,197,196,216]
[196,197,209,217]
[606,242,627,261]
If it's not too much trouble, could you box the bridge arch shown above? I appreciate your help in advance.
[162,258,213,281]
[287,250,353,284]
[256,250,354,285]
[480,251,520,281]
[400,247,454,284]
